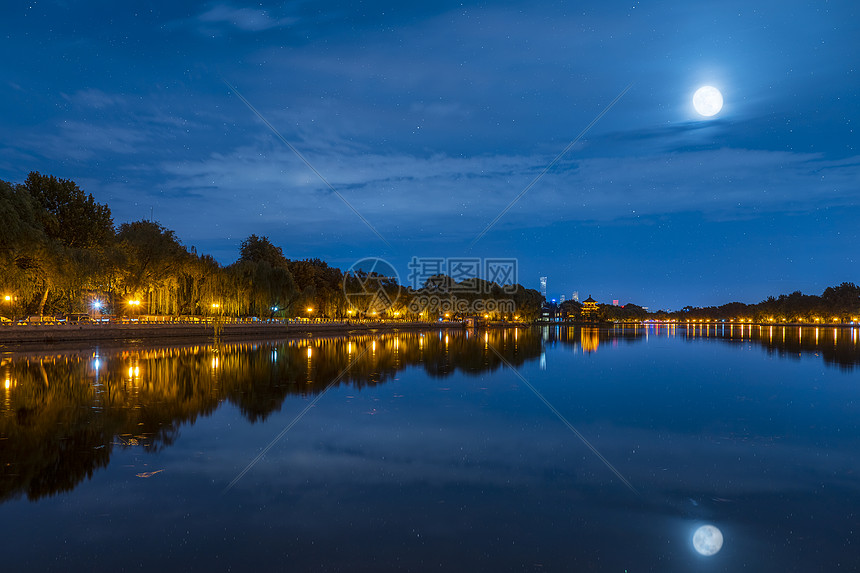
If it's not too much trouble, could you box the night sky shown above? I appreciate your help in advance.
[2,1,857,310]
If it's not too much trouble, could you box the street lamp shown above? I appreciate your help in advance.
[306,307,313,322]
[90,300,103,322]
[127,299,141,319]
[3,295,13,322]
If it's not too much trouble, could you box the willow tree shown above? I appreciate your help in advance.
[0,180,48,316]
[21,172,114,314]
[116,220,187,315]
[288,258,346,318]
[231,235,298,317]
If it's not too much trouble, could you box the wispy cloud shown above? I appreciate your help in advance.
[35,121,149,160]
[156,142,860,239]
[196,3,297,33]
[61,88,125,109]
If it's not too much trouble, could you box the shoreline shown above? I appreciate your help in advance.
[2,319,855,347]
[0,320,464,346]
[541,320,860,327]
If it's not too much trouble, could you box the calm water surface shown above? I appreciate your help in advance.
[1,325,858,572]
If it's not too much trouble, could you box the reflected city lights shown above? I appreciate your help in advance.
[1,325,858,518]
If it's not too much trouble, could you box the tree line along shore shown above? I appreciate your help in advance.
[1,172,543,323]
[2,172,857,326]
[552,282,860,324]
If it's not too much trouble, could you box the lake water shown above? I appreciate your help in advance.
[1,325,858,572]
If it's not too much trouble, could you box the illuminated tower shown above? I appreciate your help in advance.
[581,295,598,321]
[540,276,547,299]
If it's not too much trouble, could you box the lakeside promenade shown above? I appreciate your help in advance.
[0,319,459,345]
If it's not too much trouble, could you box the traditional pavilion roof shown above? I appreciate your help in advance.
[583,295,597,303]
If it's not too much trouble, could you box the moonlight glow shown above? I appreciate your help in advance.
[692,524,724,556]
[693,86,723,116]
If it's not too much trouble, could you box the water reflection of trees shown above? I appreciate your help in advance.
[0,328,540,503]
[679,323,860,370]
[534,323,860,369]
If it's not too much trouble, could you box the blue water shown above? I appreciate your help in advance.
[1,325,858,571]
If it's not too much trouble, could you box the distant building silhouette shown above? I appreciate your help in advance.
[540,276,547,299]
[572,291,579,302]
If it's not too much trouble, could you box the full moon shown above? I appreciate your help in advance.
[692,86,723,117]
[692,525,724,556]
